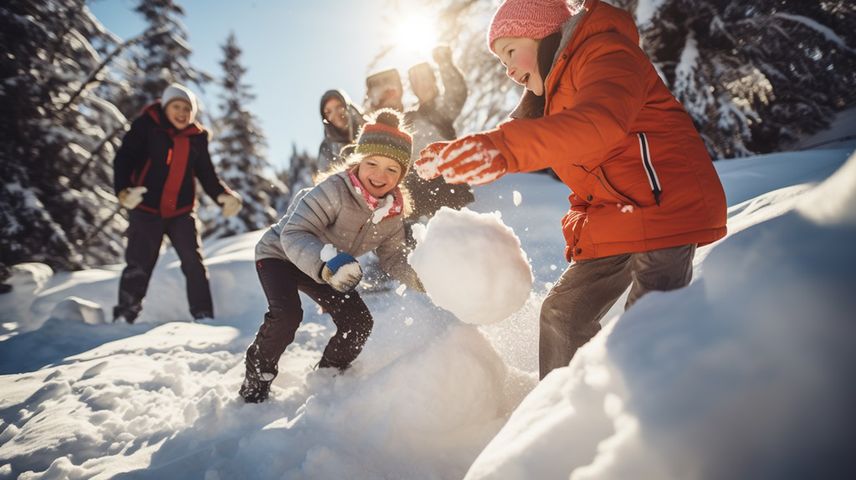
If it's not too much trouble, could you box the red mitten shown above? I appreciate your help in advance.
[415,141,452,180]
[436,134,507,186]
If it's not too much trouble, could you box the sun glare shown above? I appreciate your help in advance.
[393,12,439,58]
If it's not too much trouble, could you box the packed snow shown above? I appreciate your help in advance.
[409,207,533,325]
[1,128,854,478]
[466,149,856,480]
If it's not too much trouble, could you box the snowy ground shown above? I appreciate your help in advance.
[1,134,855,478]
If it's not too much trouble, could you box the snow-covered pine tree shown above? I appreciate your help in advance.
[283,144,318,201]
[117,0,210,118]
[202,33,286,239]
[1,0,130,270]
[628,0,856,157]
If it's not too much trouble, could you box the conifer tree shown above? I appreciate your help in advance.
[203,33,286,239]
[1,0,129,270]
[118,0,209,117]
[283,144,318,201]
[630,0,856,157]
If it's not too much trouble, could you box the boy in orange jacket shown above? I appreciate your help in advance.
[416,0,727,379]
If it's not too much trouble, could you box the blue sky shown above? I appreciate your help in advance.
[90,0,439,170]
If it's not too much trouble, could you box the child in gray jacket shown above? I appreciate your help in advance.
[240,109,423,403]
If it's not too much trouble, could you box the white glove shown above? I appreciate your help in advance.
[217,192,243,217]
[321,253,363,292]
[118,186,147,209]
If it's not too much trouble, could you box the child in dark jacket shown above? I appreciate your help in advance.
[416,0,727,379]
[240,109,423,403]
[113,82,243,324]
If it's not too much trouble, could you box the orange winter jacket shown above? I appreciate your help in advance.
[486,0,727,261]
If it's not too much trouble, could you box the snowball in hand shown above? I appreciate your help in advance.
[409,208,533,325]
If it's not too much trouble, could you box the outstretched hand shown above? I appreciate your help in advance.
[417,134,507,186]
[432,45,453,64]
[415,141,451,180]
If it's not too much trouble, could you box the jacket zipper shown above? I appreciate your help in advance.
[637,132,662,205]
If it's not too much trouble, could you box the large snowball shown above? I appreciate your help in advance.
[409,208,533,325]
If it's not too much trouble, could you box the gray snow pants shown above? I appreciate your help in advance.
[539,244,696,379]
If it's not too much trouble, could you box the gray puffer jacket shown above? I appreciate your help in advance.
[255,171,422,290]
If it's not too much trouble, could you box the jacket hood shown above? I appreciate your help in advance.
[509,0,639,120]
[319,89,351,120]
[320,89,364,143]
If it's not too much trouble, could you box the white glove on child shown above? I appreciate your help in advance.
[218,191,243,217]
[118,186,148,209]
[321,253,363,293]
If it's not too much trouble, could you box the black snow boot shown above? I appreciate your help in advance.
[113,303,141,324]
[239,371,273,403]
[192,310,214,322]
[316,355,351,375]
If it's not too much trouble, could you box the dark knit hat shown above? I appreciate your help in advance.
[354,109,413,171]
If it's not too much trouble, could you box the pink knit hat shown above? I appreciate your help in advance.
[487,0,572,52]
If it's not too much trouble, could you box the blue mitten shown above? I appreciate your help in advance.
[321,253,363,292]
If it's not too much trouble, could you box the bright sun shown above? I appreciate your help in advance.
[393,12,439,58]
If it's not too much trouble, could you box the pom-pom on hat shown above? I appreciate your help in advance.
[354,109,413,172]
[161,82,198,121]
[487,0,572,52]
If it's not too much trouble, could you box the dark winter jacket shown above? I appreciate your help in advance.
[317,90,366,171]
[114,103,229,218]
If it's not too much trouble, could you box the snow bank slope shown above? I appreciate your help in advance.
[465,152,856,480]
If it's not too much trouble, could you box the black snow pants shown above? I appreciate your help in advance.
[244,258,373,380]
[114,210,213,322]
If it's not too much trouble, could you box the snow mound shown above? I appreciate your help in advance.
[409,208,533,325]
[0,262,54,326]
[798,149,856,225]
[235,324,533,479]
[464,153,856,480]
[49,296,106,325]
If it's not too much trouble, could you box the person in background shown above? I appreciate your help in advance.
[317,89,365,172]
[240,109,424,403]
[113,82,243,324]
[364,68,405,113]
[403,45,474,220]
[416,0,727,379]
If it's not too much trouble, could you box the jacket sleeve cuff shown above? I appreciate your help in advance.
[484,128,519,173]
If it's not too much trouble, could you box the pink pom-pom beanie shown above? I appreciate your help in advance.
[487,0,573,52]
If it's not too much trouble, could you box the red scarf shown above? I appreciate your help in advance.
[145,104,202,218]
[348,171,403,220]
